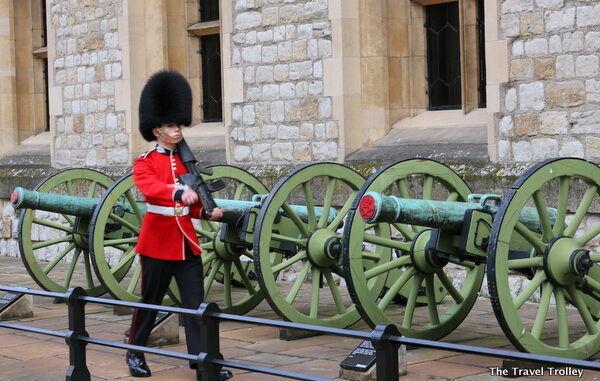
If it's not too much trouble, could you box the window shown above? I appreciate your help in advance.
[426,2,461,110]
[16,0,49,140]
[417,0,486,112]
[188,0,223,122]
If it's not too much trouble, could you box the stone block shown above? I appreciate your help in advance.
[575,55,599,77]
[236,11,262,30]
[584,31,600,51]
[513,140,533,162]
[520,12,543,35]
[586,137,600,158]
[545,81,585,108]
[534,58,554,80]
[563,31,583,52]
[524,38,548,57]
[292,142,311,161]
[518,82,544,111]
[531,138,558,161]
[0,294,33,321]
[514,114,538,136]
[556,55,574,79]
[510,59,534,80]
[559,139,584,158]
[545,9,575,32]
[252,144,270,162]
[539,111,568,134]
[577,5,600,28]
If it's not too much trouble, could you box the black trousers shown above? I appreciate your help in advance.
[129,246,204,357]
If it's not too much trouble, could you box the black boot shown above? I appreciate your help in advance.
[126,351,151,377]
[219,369,233,380]
[189,364,233,380]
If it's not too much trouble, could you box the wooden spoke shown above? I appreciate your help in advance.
[565,184,598,238]
[532,190,553,242]
[43,243,75,274]
[324,269,346,314]
[32,217,73,233]
[285,261,311,304]
[318,177,337,228]
[531,281,553,339]
[302,181,317,230]
[364,256,412,280]
[513,270,546,309]
[552,176,570,236]
[515,222,546,254]
[272,250,307,274]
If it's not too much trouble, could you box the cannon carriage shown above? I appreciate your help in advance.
[10,157,600,360]
[342,158,600,359]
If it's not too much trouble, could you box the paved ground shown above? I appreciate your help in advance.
[0,256,599,381]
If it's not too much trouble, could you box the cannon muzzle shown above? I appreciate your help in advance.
[11,187,100,217]
[359,191,556,233]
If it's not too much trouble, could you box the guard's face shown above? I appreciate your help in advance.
[153,122,182,145]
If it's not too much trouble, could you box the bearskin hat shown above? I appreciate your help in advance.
[138,70,193,142]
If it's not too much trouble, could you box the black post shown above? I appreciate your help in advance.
[371,324,401,381]
[64,287,90,381]
[194,302,223,381]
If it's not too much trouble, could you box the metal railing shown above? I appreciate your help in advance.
[0,285,599,381]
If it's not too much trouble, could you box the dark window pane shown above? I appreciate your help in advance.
[426,2,461,110]
[200,34,222,122]
[200,0,219,22]
[42,0,49,131]
[477,0,487,108]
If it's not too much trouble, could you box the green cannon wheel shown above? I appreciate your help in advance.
[18,168,114,295]
[174,165,269,314]
[342,159,484,339]
[254,162,366,328]
[88,173,165,303]
[488,158,600,359]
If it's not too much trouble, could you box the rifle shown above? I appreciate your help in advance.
[176,138,225,218]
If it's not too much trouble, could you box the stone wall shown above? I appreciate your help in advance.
[229,0,338,164]
[50,0,129,167]
[497,0,600,162]
[0,200,18,258]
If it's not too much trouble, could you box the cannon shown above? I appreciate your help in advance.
[12,163,371,323]
[13,166,270,307]
[341,158,600,359]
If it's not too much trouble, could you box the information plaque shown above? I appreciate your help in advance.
[0,287,27,312]
[339,340,377,371]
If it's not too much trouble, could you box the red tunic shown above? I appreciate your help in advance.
[134,145,203,260]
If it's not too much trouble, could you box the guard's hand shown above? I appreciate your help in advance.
[207,207,224,221]
[181,189,199,205]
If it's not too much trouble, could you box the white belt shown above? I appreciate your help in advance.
[146,204,190,217]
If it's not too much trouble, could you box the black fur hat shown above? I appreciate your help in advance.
[138,70,192,142]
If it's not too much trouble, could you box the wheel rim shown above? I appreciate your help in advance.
[343,159,484,339]
[88,173,172,303]
[488,158,600,359]
[172,165,269,314]
[254,162,365,328]
[18,168,114,295]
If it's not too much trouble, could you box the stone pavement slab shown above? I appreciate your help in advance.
[0,256,599,380]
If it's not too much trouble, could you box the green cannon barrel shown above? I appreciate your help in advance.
[359,191,555,233]
[11,187,100,217]
[12,187,337,225]
[214,198,337,225]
